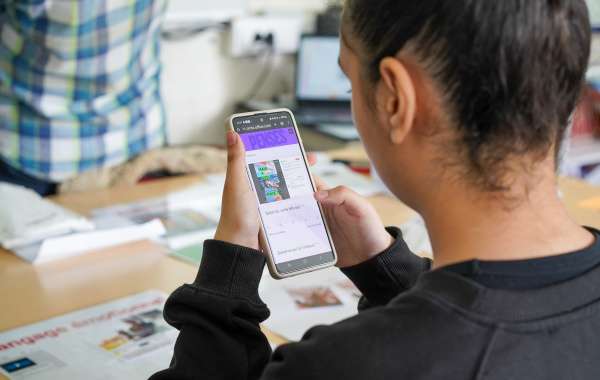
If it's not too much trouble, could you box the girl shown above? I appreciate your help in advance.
[153,1,599,379]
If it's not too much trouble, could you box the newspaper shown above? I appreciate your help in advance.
[0,291,176,380]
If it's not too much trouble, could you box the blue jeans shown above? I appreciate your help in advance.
[0,159,57,196]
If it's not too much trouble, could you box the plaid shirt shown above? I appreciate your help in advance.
[0,0,167,182]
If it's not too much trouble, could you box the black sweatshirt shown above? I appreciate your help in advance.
[151,227,600,380]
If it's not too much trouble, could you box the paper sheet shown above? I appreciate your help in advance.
[0,183,93,250]
[259,267,360,342]
[400,216,433,257]
[13,220,166,264]
[0,291,176,380]
[92,180,223,251]
[311,162,384,197]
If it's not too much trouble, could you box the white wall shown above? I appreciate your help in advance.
[161,0,329,146]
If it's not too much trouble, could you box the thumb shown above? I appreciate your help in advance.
[314,186,368,218]
[224,131,250,195]
[312,174,328,192]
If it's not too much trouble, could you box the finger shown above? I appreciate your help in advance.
[307,153,318,166]
[312,175,328,192]
[314,186,367,218]
[223,131,250,196]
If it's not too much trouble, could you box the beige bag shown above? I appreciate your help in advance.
[59,146,227,194]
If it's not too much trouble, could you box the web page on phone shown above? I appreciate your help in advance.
[233,112,334,271]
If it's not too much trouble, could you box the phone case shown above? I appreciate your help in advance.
[228,108,338,279]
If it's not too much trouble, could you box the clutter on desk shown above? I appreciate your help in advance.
[92,177,225,252]
[0,183,94,249]
[566,83,600,185]
[563,135,600,185]
[311,159,385,197]
[557,24,600,185]
[0,174,225,264]
[0,183,96,262]
[0,291,175,380]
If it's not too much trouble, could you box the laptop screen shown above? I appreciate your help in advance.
[296,36,352,102]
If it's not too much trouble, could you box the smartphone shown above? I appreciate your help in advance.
[229,109,338,279]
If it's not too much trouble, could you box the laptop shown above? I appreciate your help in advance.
[294,35,353,125]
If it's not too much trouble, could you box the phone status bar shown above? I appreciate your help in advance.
[233,111,293,134]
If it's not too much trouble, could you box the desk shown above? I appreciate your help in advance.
[0,174,415,346]
[1,175,599,346]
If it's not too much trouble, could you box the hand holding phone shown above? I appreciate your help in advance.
[228,109,338,278]
[218,109,392,278]
[214,131,261,251]
[314,185,394,268]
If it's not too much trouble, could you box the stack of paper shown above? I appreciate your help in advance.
[0,183,167,264]
[0,183,94,250]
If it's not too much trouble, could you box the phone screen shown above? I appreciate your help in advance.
[232,110,336,274]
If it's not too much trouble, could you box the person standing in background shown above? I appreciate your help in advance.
[0,0,167,196]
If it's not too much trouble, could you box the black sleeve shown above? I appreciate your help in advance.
[151,228,431,380]
[150,240,273,380]
[341,227,432,311]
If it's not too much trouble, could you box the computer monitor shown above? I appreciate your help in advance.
[296,35,352,103]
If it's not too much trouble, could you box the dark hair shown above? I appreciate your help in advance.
[345,0,591,191]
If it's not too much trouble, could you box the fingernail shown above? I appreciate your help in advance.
[227,131,237,147]
[316,190,329,199]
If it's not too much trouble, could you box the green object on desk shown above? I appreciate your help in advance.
[170,244,204,265]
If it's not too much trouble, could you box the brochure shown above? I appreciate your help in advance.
[0,291,176,380]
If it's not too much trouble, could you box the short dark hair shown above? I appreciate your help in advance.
[345,0,591,191]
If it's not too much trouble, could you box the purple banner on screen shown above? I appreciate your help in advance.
[240,128,299,151]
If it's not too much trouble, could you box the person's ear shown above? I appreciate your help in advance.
[378,57,417,145]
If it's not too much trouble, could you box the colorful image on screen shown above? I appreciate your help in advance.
[249,160,291,204]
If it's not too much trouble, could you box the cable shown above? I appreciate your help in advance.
[243,33,276,102]
[162,24,276,101]
[161,22,228,42]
